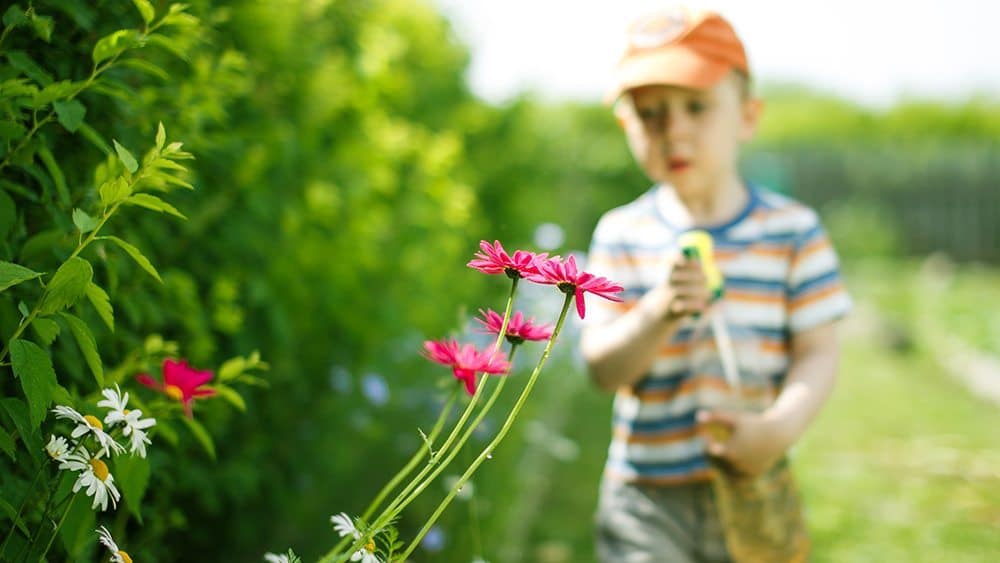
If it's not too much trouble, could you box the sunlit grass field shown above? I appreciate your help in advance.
[430,261,1000,562]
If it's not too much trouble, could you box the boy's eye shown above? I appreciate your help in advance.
[637,108,661,122]
[687,100,707,114]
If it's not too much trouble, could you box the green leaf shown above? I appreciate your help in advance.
[53,99,86,132]
[30,317,60,346]
[180,416,216,460]
[0,119,27,142]
[114,454,150,522]
[132,0,155,24]
[0,426,15,461]
[2,5,26,27]
[6,50,53,86]
[99,236,161,282]
[77,122,112,155]
[60,312,104,387]
[39,257,93,314]
[72,208,99,233]
[31,79,76,107]
[0,261,41,292]
[85,282,114,331]
[155,121,166,150]
[213,385,246,412]
[112,139,138,173]
[125,193,186,219]
[0,494,29,537]
[0,398,43,467]
[9,339,57,430]
[121,58,169,81]
[30,14,54,42]
[92,29,139,65]
[98,176,132,205]
[36,145,70,205]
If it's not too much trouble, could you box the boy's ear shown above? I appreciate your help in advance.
[740,97,765,141]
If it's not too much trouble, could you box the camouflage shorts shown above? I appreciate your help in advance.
[595,478,732,563]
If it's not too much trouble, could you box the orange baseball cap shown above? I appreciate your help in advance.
[606,8,749,103]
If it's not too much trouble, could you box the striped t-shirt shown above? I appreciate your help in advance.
[584,184,851,485]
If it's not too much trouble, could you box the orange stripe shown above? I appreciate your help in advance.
[789,283,843,311]
[621,375,731,402]
[791,237,830,268]
[613,426,698,445]
[761,339,789,354]
[725,289,785,305]
[605,467,714,486]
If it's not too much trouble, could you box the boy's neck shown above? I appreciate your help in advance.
[657,175,749,229]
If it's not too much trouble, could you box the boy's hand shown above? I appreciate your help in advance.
[650,253,710,320]
[697,409,789,477]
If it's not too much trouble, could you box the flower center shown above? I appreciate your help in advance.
[123,408,131,415]
[84,415,104,430]
[364,539,376,553]
[119,551,133,563]
[164,384,184,401]
[556,281,576,294]
[504,266,522,279]
[90,458,110,482]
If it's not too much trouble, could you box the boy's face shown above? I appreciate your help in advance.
[619,73,761,198]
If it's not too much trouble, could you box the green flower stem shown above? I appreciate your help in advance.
[360,386,460,523]
[398,292,574,560]
[370,278,518,520]
[388,344,520,516]
[37,492,77,561]
[0,463,46,555]
[319,278,520,563]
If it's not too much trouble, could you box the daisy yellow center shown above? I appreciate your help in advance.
[164,384,184,401]
[84,415,104,430]
[119,551,133,563]
[90,458,110,482]
[365,539,375,553]
[123,408,131,415]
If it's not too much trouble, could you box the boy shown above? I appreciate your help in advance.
[580,7,851,562]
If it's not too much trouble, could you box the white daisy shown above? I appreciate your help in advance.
[98,385,156,458]
[52,405,125,457]
[96,526,133,563]
[59,448,121,511]
[44,434,72,462]
[263,554,290,563]
[331,513,381,563]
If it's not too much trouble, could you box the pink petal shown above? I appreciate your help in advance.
[135,374,162,390]
[575,287,587,319]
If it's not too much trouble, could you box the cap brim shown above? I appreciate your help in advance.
[604,47,731,104]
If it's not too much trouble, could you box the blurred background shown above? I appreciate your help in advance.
[1,0,998,561]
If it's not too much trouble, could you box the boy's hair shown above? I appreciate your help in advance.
[606,7,751,104]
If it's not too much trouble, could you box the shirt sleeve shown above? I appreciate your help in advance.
[786,211,852,333]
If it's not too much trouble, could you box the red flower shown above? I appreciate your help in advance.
[467,240,547,279]
[528,255,624,319]
[475,309,553,344]
[422,339,511,395]
[136,358,216,418]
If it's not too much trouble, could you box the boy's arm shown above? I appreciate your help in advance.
[581,254,710,392]
[699,320,840,476]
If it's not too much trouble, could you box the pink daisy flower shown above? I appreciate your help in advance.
[467,240,547,279]
[528,255,624,319]
[475,309,553,344]
[136,358,216,418]
[422,339,511,395]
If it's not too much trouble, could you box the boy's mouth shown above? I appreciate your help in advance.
[667,157,691,172]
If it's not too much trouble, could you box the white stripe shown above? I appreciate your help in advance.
[609,437,705,462]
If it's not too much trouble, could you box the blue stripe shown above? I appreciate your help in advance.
[668,325,788,343]
[610,455,710,477]
[633,371,689,392]
[614,411,697,433]
[724,276,786,292]
[789,270,840,298]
